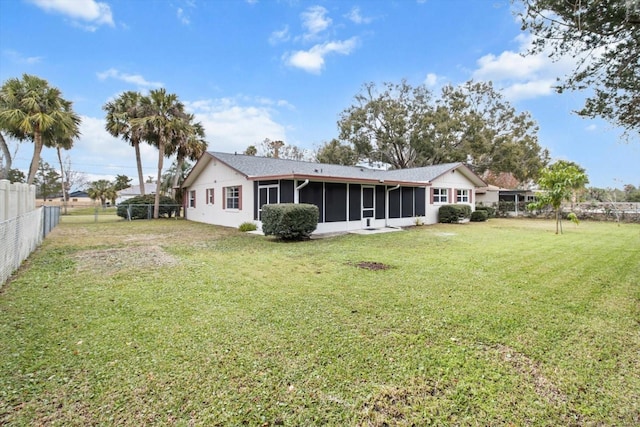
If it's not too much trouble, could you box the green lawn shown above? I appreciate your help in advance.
[1,218,638,426]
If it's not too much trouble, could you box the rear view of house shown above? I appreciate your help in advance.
[181,152,485,233]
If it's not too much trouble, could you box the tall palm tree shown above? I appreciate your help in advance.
[0,74,80,184]
[47,98,81,214]
[103,91,147,195]
[167,114,207,193]
[133,88,188,219]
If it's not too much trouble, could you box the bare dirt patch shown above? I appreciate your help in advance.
[359,383,440,425]
[491,344,567,405]
[75,246,177,275]
[349,261,392,271]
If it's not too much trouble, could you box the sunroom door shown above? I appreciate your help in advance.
[258,185,279,220]
[362,186,375,228]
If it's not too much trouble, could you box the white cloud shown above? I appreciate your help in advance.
[97,68,164,89]
[39,115,162,182]
[186,99,287,153]
[177,8,190,25]
[285,38,358,74]
[28,0,114,28]
[501,79,556,100]
[471,33,576,101]
[301,5,332,40]
[424,73,439,87]
[3,50,43,65]
[269,25,290,45]
[346,7,372,24]
[585,124,597,132]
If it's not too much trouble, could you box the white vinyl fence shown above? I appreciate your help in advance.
[0,180,60,286]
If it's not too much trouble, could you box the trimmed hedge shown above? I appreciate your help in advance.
[438,204,472,223]
[117,195,180,219]
[262,203,319,240]
[475,205,496,218]
[470,210,489,222]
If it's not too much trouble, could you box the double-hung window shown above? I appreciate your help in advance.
[225,186,241,210]
[433,188,448,203]
[206,188,214,204]
[456,189,469,203]
[188,190,196,208]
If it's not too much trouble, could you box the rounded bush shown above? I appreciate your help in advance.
[117,195,180,219]
[262,203,318,240]
[475,205,496,218]
[470,210,488,222]
[438,204,471,223]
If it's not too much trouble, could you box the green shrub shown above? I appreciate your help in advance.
[470,210,488,222]
[475,205,496,218]
[438,204,471,223]
[117,195,180,219]
[238,222,257,232]
[262,203,319,240]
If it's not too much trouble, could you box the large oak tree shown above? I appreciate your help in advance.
[337,80,548,182]
[516,0,640,139]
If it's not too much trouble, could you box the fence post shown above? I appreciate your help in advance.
[0,179,8,222]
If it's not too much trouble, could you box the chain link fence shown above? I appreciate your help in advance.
[1,206,61,287]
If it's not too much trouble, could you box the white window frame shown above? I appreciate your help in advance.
[188,190,196,208]
[457,189,469,203]
[225,186,240,210]
[433,188,448,203]
[206,188,214,205]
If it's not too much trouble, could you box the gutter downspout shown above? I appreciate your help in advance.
[294,179,309,204]
[385,184,400,228]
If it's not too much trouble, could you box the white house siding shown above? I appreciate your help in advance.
[183,154,483,232]
[425,170,476,224]
[185,159,255,228]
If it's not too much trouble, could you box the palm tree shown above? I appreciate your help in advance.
[87,179,116,207]
[0,74,80,184]
[133,89,188,219]
[167,114,207,193]
[48,98,81,214]
[103,91,147,195]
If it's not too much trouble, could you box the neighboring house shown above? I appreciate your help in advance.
[67,190,94,206]
[498,189,539,215]
[116,183,157,205]
[36,190,94,207]
[475,184,500,206]
[182,152,486,234]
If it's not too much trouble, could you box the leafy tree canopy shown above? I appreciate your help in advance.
[7,168,25,183]
[0,74,81,184]
[337,80,549,182]
[315,139,358,165]
[529,160,589,234]
[113,174,132,191]
[257,138,311,161]
[87,179,117,207]
[34,160,61,200]
[244,145,257,156]
[515,0,640,139]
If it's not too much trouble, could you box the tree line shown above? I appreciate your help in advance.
[1,0,637,220]
[0,75,207,218]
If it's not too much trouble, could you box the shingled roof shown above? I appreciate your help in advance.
[184,151,485,187]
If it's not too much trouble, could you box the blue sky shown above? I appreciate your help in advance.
[0,0,638,189]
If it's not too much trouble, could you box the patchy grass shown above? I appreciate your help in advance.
[0,219,638,425]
